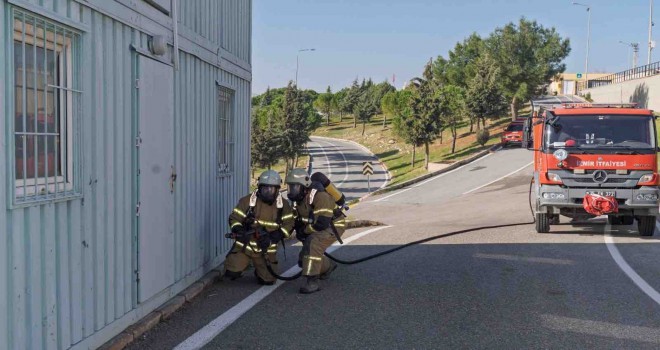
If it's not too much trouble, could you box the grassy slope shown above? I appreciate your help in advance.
[313,114,513,185]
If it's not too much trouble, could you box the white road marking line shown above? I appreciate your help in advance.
[311,140,333,179]
[462,162,533,195]
[604,233,660,307]
[317,139,350,187]
[373,152,495,202]
[173,226,391,350]
[373,188,413,202]
[315,136,391,190]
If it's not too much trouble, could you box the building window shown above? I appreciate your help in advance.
[217,87,235,175]
[11,9,81,204]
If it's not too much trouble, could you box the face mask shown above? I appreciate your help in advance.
[287,184,305,202]
[258,185,278,204]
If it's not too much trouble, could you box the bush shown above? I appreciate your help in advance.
[476,129,490,146]
[584,92,593,102]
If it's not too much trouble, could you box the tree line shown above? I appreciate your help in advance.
[251,17,570,172]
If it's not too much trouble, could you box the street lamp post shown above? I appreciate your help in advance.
[295,48,316,86]
[573,2,591,88]
[649,0,654,64]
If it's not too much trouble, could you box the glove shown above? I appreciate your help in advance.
[257,231,271,250]
[269,229,284,243]
[232,227,250,243]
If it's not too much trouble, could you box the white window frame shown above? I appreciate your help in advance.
[11,9,80,203]
[217,86,235,176]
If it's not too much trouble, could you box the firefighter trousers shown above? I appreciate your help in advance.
[299,229,343,277]
[224,242,279,283]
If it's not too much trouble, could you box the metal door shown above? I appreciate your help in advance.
[563,80,576,95]
[136,56,175,303]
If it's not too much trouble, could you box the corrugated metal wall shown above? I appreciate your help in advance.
[178,0,252,62]
[0,0,252,349]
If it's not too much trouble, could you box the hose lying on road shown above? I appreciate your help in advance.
[264,177,537,281]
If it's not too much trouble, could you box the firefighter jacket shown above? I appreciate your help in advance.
[295,189,346,236]
[228,191,295,253]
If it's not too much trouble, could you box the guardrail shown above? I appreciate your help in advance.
[577,61,660,92]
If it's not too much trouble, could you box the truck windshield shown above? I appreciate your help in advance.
[545,115,656,151]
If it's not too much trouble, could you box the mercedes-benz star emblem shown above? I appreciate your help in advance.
[593,170,608,183]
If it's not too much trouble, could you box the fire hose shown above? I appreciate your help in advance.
[254,177,539,282]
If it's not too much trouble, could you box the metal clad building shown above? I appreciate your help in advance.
[0,0,251,349]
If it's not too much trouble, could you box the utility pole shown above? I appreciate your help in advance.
[620,41,640,69]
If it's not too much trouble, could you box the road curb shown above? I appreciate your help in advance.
[368,143,501,197]
[98,267,225,350]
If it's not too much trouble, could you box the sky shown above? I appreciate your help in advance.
[253,0,656,95]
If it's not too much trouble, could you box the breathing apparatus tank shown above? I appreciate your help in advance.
[310,172,348,210]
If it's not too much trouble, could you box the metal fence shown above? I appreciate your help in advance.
[577,61,660,92]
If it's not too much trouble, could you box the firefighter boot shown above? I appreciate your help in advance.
[320,260,337,280]
[299,276,321,294]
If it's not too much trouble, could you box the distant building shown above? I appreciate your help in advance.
[549,73,612,95]
[0,1,251,349]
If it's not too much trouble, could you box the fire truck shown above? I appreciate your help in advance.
[524,103,660,235]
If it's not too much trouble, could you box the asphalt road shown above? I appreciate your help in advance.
[533,94,586,108]
[129,146,660,350]
[306,136,388,201]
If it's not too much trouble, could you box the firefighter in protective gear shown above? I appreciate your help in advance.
[285,168,346,294]
[225,170,295,285]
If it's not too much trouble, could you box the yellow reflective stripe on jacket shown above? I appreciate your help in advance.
[313,208,334,216]
[233,208,246,218]
[308,256,323,261]
[307,224,316,233]
[281,227,290,237]
[281,214,294,221]
[256,220,280,228]
[230,222,243,229]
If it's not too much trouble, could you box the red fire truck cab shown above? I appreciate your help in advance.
[525,103,660,235]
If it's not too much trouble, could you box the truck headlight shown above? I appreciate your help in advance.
[638,174,656,185]
[547,172,563,184]
[553,149,568,161]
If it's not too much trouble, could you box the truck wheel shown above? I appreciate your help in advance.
[536,213,550,233]
[621,216,634,226]
[608,216,622,225]
[637,216,656,236]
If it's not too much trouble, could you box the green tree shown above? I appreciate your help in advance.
[408,61,443,170]
[251,107,282,171]
[486,18,570,119]
[334,88,349,122]
[280,81,318,174]
[465,55,508,132]
[314,86,334,126]
[353,88,378,136]
[438,85,466,154]
[392,103,424,168]
[436,33,484,132]
[344,79,361,128]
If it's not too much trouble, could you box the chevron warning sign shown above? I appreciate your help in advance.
[362,161,374,176]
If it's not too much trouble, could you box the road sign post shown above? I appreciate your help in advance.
[363,161,374,192]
